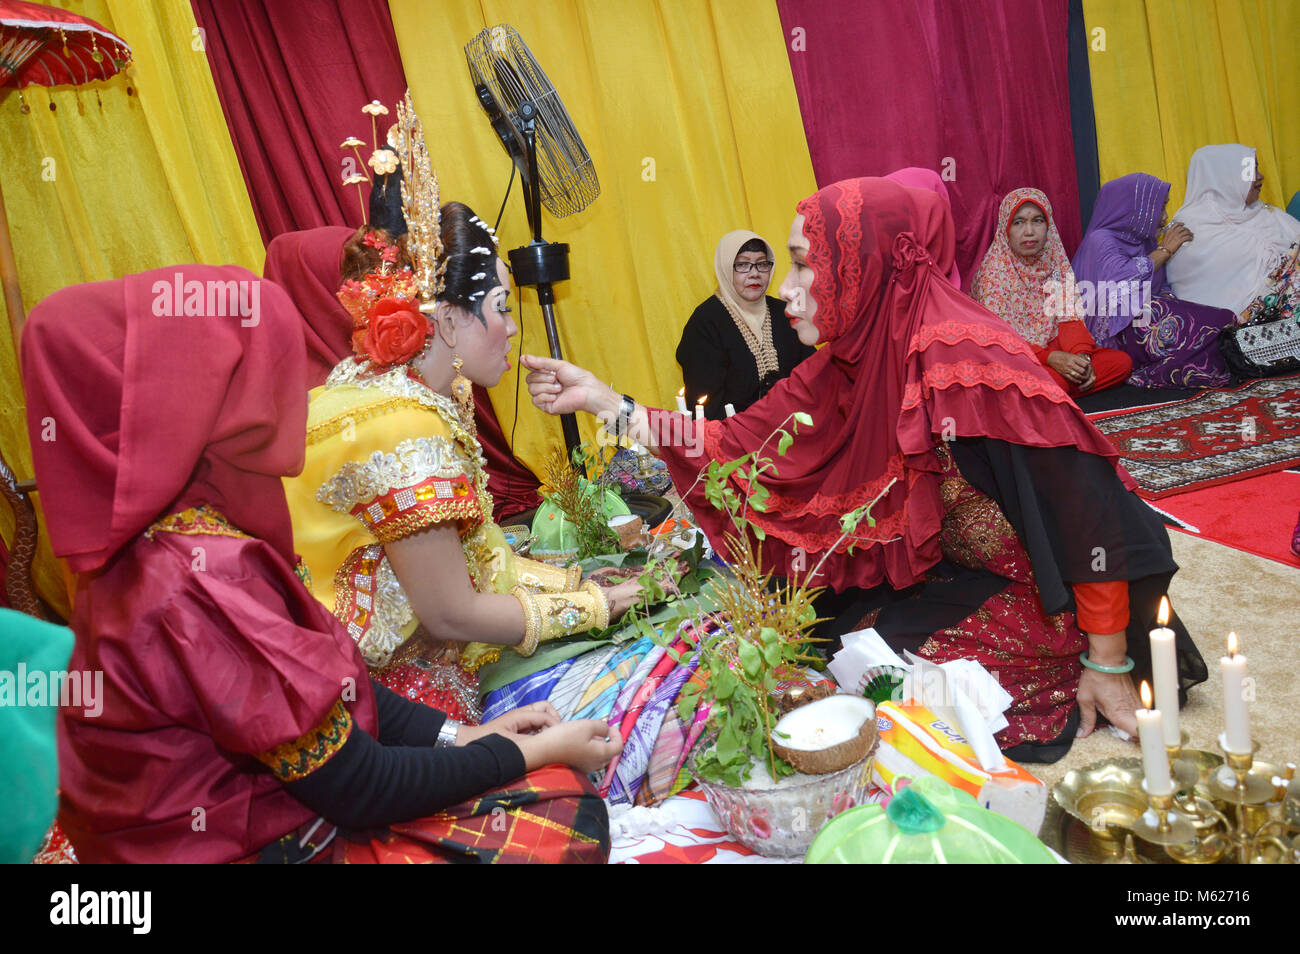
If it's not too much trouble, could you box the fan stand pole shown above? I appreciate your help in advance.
[512,113,580,459]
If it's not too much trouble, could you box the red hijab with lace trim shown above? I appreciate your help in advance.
[969,187,1083,348]
[653,177,1132,593]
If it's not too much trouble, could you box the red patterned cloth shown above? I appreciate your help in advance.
[921,446,1086,745]
[654,178,1131,594]
[335,764,608,864]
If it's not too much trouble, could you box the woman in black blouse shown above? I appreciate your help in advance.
[676,230,815,419]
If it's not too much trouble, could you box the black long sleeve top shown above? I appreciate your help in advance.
[676,295,815,419]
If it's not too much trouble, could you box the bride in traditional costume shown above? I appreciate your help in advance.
[284,95,640,723]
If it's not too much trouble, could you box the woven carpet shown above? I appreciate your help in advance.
[1089,375,1300,499]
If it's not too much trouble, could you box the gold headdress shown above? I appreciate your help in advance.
[392,90,444,310]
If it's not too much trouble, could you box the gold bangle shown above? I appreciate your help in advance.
[566,563,583,590]
[511,585,541,656]
[582,580,610,630]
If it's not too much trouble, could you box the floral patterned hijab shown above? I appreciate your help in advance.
[970,188,1080,348]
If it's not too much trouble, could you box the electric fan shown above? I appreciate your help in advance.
[465,24,600,456]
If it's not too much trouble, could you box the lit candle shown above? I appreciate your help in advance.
[676,387,688,415]
[695,394,707,421]
[1136,681,1173,797]
[1150,595,1180,747]
[1220,632,1251,754]
[724,403,736,418]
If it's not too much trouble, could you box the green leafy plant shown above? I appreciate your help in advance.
[629,412,898,786]
[538,444,621,560]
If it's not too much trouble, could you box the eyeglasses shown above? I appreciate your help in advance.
[733,261,774,274]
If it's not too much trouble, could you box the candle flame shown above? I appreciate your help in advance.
[1227,631,1238,656]
[1139,680,1153,709]
[698,394,708,404]
[677,386,685,396]
[1157,595,1170,626]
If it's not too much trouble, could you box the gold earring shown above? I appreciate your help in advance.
[451,355,475,422]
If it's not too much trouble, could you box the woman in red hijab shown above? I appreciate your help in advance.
[524,178,1205,760]
[21,265,616,863]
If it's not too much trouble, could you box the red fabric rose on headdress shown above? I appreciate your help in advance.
[363,297,429,368]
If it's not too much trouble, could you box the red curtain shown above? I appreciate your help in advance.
[191,0,409,241]
[776,0,1082,286]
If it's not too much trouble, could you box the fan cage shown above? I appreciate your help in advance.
[466,25,599,218]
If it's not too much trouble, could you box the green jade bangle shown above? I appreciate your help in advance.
[1079,651,1134,674]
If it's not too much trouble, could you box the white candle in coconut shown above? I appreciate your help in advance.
[1220,632,1251,755]
[695,394,707,421]
[676,386,688,414]
[1136,681,1173,797]
[1150,595,1180,747]
[724,403,736,418]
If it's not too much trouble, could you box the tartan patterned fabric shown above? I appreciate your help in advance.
[570,636,655,721]
[636,685,709,808]
[548,644,620,720]
[607,659,699,806]
[334,764,609,864]
[481,657,576,723]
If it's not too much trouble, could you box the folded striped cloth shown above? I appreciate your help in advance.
[607,658,699,805]
[599,643,683,797]
[481,657,576,723]
[547,644,620,721]
[603,643,666,728]
[636,677,710,807]
[569,637,654,722]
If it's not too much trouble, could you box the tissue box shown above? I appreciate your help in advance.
[873,702,1047,834]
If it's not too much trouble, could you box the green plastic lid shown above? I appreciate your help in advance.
[531,481,630,555]
[805,776,1056,864]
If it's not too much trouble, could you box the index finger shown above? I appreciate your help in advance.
[521,353,560,373]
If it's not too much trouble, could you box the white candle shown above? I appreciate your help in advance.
[1150,595,1180,747]
[1220,633,1251,754]
[695,394,707,421]
[724,403,736,418]
[675,387,688,414]
[1136,682,1173,797]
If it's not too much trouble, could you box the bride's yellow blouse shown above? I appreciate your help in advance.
[284,360,580,671]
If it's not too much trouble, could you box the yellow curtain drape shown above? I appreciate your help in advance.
[1083,0,1299,213]
[387,0,816,475]
[0,0,263,615]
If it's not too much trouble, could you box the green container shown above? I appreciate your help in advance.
[530,481,631,561]
[805,775,1056,864]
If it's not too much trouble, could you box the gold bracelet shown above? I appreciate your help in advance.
[582,580,611,630]
[529,582,612,644]
[511,586,541,656]
[514,557,581,594]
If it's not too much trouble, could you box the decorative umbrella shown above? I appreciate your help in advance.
[0,0,132,348]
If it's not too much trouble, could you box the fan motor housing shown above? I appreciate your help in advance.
[508,241,570,287]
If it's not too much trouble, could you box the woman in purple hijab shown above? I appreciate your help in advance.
[1072,173,1236,388]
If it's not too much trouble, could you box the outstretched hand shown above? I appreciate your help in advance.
[522,354,612,418]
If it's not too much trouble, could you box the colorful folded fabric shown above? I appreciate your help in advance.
[569,636,654,722]
[605,643,666,729]
[637,673,709,807]
[608,658,699,805]
[482,657,576,723]
[600,642,684,797]
[548,644,620,721]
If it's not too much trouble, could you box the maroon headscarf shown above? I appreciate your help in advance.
[883,167,962,288]
[656,178,1131,592]
[22,265,311,572]
[262,225,356,388]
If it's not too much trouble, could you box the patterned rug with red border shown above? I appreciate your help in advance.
[1089,375,1300,500]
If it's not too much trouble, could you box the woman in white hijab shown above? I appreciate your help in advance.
[675,230,815,420]
[1166,143,1300,319]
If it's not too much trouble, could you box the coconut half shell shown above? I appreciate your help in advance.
[770,694,877,775]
